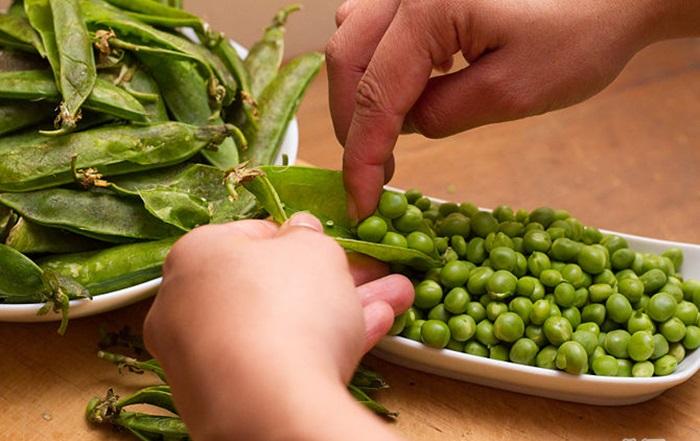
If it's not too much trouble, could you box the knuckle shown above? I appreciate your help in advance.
[334,1,350,27]
[354,72,394,119]
[325,33,348,68]
[409,103,450,139]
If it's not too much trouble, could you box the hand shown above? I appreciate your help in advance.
[327,0,700,219]
[144,213,412,441]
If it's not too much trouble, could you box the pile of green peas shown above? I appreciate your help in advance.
[357,190,700,377]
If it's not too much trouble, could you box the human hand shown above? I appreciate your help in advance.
[327,0,692,219]
[144,213,411,441]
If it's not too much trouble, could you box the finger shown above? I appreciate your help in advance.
[326,0,400,146]
[193,219,279,241]
[347,252,389,285]
[277,211,324,235]
[334,0,356,27]
[362,300,395,352]
[342,5,457,219]
[404,49,530,138]
[356,274,414,313]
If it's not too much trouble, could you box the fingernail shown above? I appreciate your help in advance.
[285,211,323,232]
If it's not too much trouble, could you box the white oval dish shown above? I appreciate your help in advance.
[372,229,700,405]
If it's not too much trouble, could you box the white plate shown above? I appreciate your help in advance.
[373,229,700,405]
[0,41,300,322]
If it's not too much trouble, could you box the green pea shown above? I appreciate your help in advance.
[509,297,533,325]
[393,205,423,233]
[531,299,552,325]
[627,311,655,334]
[490,247,516,272]
[573,288,589,308]
[529,207,555,228]
[627,331,655,361]
[594,269,617,288]
[467,266,494,296]
[513,252,528,278]
[438,260,469,288]
[515,208,529,224]
[640,269,668,294]
[486,301,509,322]
[660,247,683,273]
[378,191,408,219]
[388,312,408,336]
[381,231,408,248]
[487,270,518,300]
[488,344,508,361]
[523,229,552,254]
[674,301,698,325]
[466,301,487,323]
[552,282,575,308]
[527,251,551,277]
[484,232,514,252]
[509,338,538,365]
[616,269,639,281]
[587,283,613,303]
[414,280,443,309]
[604,330,631,358]
[445,338,465,352]
[605,293,632,324]
[611,248,636,270]
[525,325,546,346]
[617,278,644,303]
[422,209,439,222]
[601,235,629,255]
[590,345,607,361]
[540,269,562,288]
[357,216,388,243]
[444,287,470,314]
[406,231,434,255]
[438,212,470,237]
[647,292,677,322]
[547,227,566,242]
[581,226,603,245]
[571,330,597,356]
[668,342,686,362]
[681,279,700,305]
[427,303,451,322]
[651,333,670,360]
[471,211,498,238]
[592,355,619,376]
[512,237,524,253]
[559,263,584,287]
[421,320,451,348]
[401,319,425,341]
[447,314,477,342]
[492,205,514,222]
[556,341,588,374]
[578,305,604,327]
[543,316,573,346]
[475,320,500,346]
[682,325,700,350]
[433,237,448,254]
[516,276,545,300]
[493,312,525,342]
[458,202,479,218]
[661,282,684,303]
[450,235,467,258]
[466,237,486,264]
[598,332,607,347]
[535,345,558,369]
[653,354,678,376]
[551,261,566,272]
[414,196,432,211]
[577,245,607,275]
[498,221,524,238]
[404,189,422,204]
[616,358,633,377]
[405,307,424,326]
[464,340,489,357]
[632,361,654,378]
[660,317,686,343]
[562,307,581,329]
[549,238,579,262]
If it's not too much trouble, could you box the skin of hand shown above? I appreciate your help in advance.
[144,212,411,441]
[326,0,700,220]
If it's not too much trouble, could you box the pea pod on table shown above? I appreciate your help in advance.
[242,52,324,166]
[0,121,236,192]
[39,237,178,295]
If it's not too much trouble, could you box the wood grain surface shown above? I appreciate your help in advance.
[1,38,699,441]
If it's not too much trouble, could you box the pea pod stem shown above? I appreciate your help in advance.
[97,350,167,382]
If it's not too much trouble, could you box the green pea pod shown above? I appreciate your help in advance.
[0,99,53,135]
[0,70,147,122]
[139,189,210,231]
[48,0,97,129]
[8,1,27,18]
[5,217,105,254]
[102,0,206,35]
[40,237,177,295]
[81,0,236,105]
[242,52,323,166]
[244,4,300,99]
[96,350,167,381]
[0,13,46,56]
[347,384,398,419]
[114,413,189,439]
[351,365,389,392]
[109,163,257,224]
[121,69,168,122]
[0,205,16,242]
[0,242,47,303]
[235,165,441,269]
[137,54,241,169]
[0,121,235,192]
[23,0,59,79]
[213,38,257,128]
[117,385,177,415]
[0,189,183,242]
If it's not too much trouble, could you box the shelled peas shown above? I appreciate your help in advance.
[358,190,700,377]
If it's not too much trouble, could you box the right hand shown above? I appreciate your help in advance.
[327,0,694,220]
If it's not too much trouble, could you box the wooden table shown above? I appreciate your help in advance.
[2,38,699,441]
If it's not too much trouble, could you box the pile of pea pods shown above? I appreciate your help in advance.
[0,0,323,330]
[236,166,700,378]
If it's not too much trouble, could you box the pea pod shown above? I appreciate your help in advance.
[0,189,183,242]
[0,121,236,191]
[39,237,177,295]
[119,68,168,122]
[97,350,167,381]
[213,38,257,127]
[102,0,207,36]
[8,1,27,18]
[5,217,105,254]
[244,5,300,99]
[0,13,46,56]
[0,99,53,135]
[351,365,389,392]
[347,384,398,419]
[234,165,441,269]
[139,189,210,231]
[117,385,177,415]
[0,205,16,241]
[47,0,97,130]
[242,52,323,166]
[23,0,59,79]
